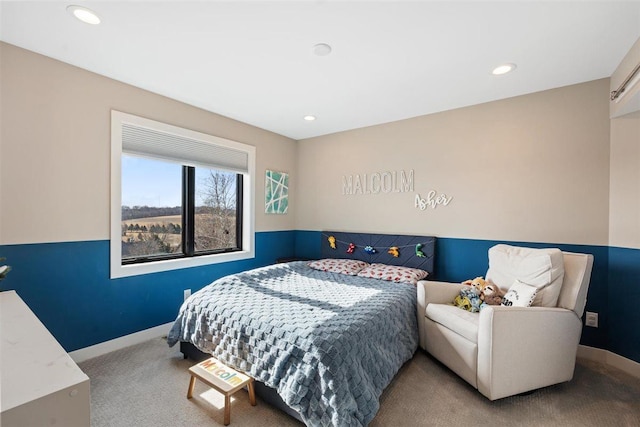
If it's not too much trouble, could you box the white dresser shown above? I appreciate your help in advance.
[0,290,90,426]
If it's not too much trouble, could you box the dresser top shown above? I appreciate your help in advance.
[1,290,89,412]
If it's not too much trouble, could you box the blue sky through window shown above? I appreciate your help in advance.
[122,155,234,208]
[122,155,181,207]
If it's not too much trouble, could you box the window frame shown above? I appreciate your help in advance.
[110,110,255,279]
[120,162,243,265]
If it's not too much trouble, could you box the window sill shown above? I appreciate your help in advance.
[110,249,254,279]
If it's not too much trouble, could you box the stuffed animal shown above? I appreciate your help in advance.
[388,246,400,257]
[462,277,488,295]
[479,282,505,309]
[480,283,504,305]
[328,235,336,249]
[453,285,483,313]
[453,295,471,311]
[0,263,10,281]
[455,277,499,313]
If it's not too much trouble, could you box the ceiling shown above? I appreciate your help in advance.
[1,1,639,140]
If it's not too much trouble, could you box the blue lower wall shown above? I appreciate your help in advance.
[0,230,295,352]
[2,230,637,364]
[294,230,636,363]
[607,246,640,363]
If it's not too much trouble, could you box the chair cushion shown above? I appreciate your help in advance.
[485,244,565,307]
[425,303,479,343]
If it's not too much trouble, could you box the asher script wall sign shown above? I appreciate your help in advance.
[415,191,453,210]
[342,170,414,195]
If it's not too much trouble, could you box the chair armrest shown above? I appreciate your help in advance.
[416,280,466,349]
[477,305,583,400]
[418,280,466,305]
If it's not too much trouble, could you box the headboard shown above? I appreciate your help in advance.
[320,231,436,276]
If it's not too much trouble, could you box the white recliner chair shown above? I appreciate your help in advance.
[417,244,594,400]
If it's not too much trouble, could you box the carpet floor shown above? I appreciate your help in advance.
[78,338,640,426]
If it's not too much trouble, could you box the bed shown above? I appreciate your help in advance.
[167,231,435,426]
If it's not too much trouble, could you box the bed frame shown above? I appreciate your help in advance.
[178,231,436,423]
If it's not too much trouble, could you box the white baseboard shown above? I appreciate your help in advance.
[577,344,640,379]
[69,326,640,379]
[69,322,174,363]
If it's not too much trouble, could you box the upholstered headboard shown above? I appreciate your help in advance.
[320,231,436,276]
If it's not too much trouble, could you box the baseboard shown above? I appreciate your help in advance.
[69,328,640,377]
[69,322,174,363]
[577,345,640,379]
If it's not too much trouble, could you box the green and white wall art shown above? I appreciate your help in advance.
[265,170,289,214]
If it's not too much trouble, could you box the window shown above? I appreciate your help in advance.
[111,111,255,278]
[120,157,242,263]
[121,155,183,261]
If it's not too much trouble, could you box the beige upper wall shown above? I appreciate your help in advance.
[0,42,621,248]
[0,42,297,245]
[609,111,640,249]
[297,79,611,246]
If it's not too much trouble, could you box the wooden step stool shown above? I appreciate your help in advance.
[187,358,256,425]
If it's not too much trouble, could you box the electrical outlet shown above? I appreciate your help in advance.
[585,311,598,328]
[183,289,191,301]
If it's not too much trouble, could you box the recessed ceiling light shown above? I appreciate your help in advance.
[492,63,517,75]
[304,115,316,121]
[66,5,101,25]
[312,43,332,56]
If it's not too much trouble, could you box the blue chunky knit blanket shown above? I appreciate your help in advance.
[167,262,418,426]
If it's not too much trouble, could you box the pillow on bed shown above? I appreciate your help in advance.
[307,258,369,275]
[357,263,428,285]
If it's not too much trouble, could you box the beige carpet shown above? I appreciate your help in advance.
[78,338,640,427]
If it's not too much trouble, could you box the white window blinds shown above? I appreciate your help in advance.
[121,121,249,174]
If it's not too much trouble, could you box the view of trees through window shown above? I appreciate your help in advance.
[121,205,183,259]
[121,155,238,262]
[194,168,237,252]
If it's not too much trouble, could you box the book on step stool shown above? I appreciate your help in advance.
[189,358,251,394]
